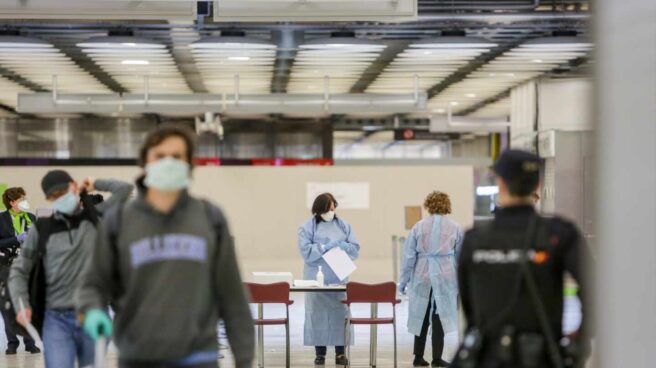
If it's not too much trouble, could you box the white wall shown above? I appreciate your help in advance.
[510,80,537,149]
[538,78,593,131]
[0,165,474,282]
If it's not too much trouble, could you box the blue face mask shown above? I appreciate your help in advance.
[144,157,191,191]
[52,191,79,215]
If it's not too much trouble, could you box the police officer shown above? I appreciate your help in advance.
[455,150,590,368]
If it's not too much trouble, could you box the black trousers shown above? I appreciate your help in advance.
[0,264,36,350]
[414,290,445,361]
[315,346,345,356]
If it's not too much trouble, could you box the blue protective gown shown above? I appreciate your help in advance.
[298,216,360,346]
[400,214,464,336]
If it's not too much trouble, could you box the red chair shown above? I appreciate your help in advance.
[342,281,402,368]
[246,282,294,368]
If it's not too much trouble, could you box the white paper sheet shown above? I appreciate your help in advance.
[17,299,42,347]
[322,248,357,281]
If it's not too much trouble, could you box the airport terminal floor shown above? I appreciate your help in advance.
[0,298,460,368]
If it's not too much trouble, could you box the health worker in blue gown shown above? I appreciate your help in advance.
[400,191,464,368]
[298,193,360,367]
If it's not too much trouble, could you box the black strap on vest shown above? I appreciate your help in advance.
[518,217,564,368]
[471,215,564,368]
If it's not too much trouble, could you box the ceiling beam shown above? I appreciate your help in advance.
[42,35,127,93]
[169,28,208,93]
[426,39,525,100]
[0,65,45,92]
[459,91,511,116]
[460,55,590,115]
[349,39,411,93]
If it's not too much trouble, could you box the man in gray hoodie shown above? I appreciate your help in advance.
[76,124,254,368]
[9,172,133,368]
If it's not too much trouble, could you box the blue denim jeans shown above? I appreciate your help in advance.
[43,309,94,368]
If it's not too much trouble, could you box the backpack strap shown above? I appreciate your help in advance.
[33,217,52,258]
[201,199,224,242]
[104,204,124,297]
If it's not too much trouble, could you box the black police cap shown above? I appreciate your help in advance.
[492,149,541,181]
[41,170,73,197]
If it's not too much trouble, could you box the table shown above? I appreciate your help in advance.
[256,285,380,368]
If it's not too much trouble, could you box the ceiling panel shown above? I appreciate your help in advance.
[78,35,191,93]
[288,37,386,94]
[0,76,30,107]
[428,36,592,113]
[190,36,277,94]
[0,36,110,93]
[367,36,497,93]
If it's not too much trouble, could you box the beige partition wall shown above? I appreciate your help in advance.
[1,165,474,282]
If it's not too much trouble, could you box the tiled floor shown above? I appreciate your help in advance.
[0,295,460,367]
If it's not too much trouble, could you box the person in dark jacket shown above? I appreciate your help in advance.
[76,124,255,368]
[9,175,133,368]
[0,187,39,354]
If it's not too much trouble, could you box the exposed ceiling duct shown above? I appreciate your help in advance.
[17,92,428,115]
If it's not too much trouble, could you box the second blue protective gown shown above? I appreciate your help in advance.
[400,214,464,336]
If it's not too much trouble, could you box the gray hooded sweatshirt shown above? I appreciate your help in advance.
[9,179,134,311]
[75,185,254,367]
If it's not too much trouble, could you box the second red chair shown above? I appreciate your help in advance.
[342,281,402,368]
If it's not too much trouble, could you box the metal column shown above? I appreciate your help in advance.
[257,304,264,368]
[369,303,378,367]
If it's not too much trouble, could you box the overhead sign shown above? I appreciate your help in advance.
[307,182,370,210]
[394,129,460,141]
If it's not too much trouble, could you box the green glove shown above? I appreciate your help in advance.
[83,309,112,340]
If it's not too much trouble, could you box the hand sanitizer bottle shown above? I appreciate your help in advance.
[317,266,325,287]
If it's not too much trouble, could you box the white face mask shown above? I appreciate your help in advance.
[321,211,335,222]
[17,200,30,212]
[144,157,191,191]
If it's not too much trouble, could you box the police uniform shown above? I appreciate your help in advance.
[455,150,590,368]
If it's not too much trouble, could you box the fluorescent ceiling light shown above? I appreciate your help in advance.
[465,93,477,98]
[0,36,53,48]
[77,36,165,49]
[429,36,593,114]
[228,56,251,61]
[191,36,275,50]
[121,60,150,65]
[367,36,496,94]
